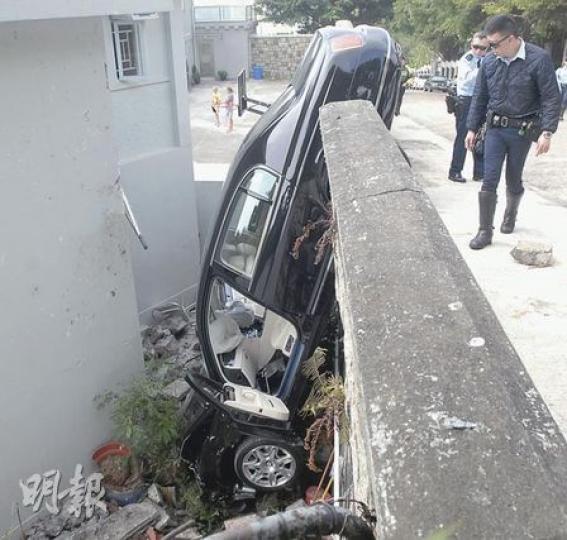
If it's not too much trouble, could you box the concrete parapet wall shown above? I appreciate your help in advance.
[320,100,567,539]
[249,34,312,80]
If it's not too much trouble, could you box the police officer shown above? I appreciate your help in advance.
[466,15,561,250]
[448,32,489,183]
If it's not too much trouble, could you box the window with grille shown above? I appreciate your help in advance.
[112,22,143,79]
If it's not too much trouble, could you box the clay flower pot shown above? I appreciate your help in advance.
[92,441,132,487]
[92,441,131,463]
[92,441,147,506]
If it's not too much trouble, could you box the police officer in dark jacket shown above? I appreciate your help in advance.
[465,15,561,250]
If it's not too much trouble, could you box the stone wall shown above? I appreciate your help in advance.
[249,34,312,80]
[320,100,567,538]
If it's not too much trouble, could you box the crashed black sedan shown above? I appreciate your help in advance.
[183,24,402,494]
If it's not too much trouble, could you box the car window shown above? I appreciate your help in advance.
[219,168,278,278]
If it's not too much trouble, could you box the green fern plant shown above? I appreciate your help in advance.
[301,348,348,472]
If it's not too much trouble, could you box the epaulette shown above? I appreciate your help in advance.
[465,53,474,61]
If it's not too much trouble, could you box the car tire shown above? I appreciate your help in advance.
[234,437,300,492]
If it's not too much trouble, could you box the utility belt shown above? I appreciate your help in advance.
[445,94,471,115]
[487,111,542,141]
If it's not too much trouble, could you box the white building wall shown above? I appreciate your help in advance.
[212,27,249,77]
[111,82,178,159]
[107,15,177,159]
[103,10,201,319]
[120,148,200,316]
[0,17,143,535]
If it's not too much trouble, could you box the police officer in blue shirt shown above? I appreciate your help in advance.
[449,32,489,183]
[466,15,561,250]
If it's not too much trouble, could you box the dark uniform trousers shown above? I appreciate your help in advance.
[450,96,484,179]
[482,126,531,194]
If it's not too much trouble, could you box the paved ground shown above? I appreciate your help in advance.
[189,81,567,436]
[400,90,567,205]
[189,78,287,182]
[394,90,567,435]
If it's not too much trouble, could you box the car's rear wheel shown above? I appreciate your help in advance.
[234,437,299,492]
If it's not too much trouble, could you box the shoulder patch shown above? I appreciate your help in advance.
[465,53,474,61]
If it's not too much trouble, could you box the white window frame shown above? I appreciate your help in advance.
[111,20,144,80]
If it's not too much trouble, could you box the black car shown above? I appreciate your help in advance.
[424,76,449,92]
[183,24,402,494]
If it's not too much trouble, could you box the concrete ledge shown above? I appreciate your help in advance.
[320,100,567,539]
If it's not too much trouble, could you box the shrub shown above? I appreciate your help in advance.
[96,378,182,483]
[217,70,228,81]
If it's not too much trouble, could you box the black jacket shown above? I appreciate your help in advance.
[467,42,561,133]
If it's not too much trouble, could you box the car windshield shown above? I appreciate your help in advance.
[219,168,278,278]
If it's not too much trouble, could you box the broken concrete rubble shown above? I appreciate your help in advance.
[147,483,165,506]
[162,314,191,339]
[142,310,201,388]
[511,240,553,267]
[57,501,159,540]
[25,499,108,539]
[153,332,180,357]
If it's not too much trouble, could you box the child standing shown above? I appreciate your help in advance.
[211,87,222,127]
[223,86,235,133]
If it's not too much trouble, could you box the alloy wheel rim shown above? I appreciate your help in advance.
[241,444,296,488]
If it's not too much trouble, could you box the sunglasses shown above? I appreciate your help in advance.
[488,35,511,50]
[472,45,487,51]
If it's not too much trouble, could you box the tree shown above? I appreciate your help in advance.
[479,0,566,44]
[256,0,393,33]
[392,0,485,63]
[392,0,567,65]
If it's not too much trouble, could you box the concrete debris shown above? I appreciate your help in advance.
[146,325,169,345]
[147,483,164,506]
[59,501,159,540]
[511,240,553,268]
[152,504,173,532]
[163,379,191,400]
[162,314,191,338]
[153,332,180,357]
[25,500,107,538]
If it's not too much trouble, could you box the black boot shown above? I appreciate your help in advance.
[469,191,497,250]
[500,190,523,234]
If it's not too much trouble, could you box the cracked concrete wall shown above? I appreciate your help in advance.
[0,18,143,535]
[320,100,567,539]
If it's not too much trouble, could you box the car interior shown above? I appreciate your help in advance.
[207,278,298,397]
[219,168,277,278]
